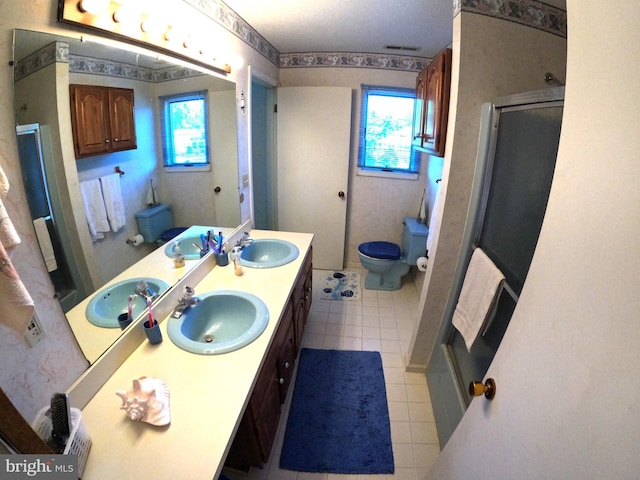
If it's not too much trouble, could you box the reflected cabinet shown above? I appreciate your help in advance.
[69,84,137,158]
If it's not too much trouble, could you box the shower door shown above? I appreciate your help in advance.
[427,88,564,447]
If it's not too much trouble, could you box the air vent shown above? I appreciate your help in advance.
[385,45,420,52]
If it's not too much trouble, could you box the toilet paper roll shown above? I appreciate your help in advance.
[416,256,428,272]
[128,234,145,247]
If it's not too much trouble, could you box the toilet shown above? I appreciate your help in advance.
[135,204,187,244]
[358,217,428,291]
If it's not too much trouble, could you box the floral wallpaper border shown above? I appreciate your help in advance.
[280,52,428,72]
[13,41,68,82]
[455,0,567,38]
[15,41,204,83]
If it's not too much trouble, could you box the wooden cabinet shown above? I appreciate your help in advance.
[69,84,137,158]
[412,48,452,157]
[225,250,313,471]
[292,248,313,355]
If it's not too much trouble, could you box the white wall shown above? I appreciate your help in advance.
[427,1,640,477]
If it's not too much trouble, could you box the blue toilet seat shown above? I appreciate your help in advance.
[358,241,402,260]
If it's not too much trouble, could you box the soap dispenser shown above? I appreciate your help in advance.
[173,242,185,268]
[232,246,243,276]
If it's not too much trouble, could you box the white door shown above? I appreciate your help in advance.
[276,87,351,270]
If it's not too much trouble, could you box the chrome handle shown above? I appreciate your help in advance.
[469,378,496,400]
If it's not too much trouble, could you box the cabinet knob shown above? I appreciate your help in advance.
[277,378,285,385]
[114,137,120,142]
[283,361,290,369]
[105,139,110,143]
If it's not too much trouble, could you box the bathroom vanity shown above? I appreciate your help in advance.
[74,229,313,479]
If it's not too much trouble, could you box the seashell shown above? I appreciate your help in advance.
[116,377,170,426]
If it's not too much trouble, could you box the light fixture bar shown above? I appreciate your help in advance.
[57,0,231,75]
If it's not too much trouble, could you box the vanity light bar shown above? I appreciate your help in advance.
[57,0,232,75]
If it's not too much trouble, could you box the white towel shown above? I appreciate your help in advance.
[0,239,35,333]
[100,173,126,232]
[33,217,58,272]
[0,165,20,251]
[80,179,110,241]
[452,248,505,352]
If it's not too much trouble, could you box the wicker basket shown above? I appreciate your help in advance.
[32,406,92,477]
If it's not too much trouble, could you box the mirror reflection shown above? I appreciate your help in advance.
[12,29,241,363]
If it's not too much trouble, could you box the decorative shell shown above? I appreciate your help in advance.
[116,377,170,426]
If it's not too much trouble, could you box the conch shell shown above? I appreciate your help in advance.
[116,377,170,426]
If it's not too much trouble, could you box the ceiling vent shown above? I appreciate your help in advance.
[384,45,420,52]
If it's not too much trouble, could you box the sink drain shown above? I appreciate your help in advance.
[203,335,214,343]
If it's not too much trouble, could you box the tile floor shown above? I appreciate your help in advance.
[222,268,440,480]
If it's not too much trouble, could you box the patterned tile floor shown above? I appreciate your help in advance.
[222,268,440,480]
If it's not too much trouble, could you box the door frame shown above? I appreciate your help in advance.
[247,65,278,230]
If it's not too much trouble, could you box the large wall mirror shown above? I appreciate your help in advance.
[12,29,241,364]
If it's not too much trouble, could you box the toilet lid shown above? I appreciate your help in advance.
[358,241,401,260]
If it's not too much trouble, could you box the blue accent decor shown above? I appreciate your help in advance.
[358,241,402,260]
[280,348,394,474]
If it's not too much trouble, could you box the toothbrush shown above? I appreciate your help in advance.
[127,295,134,321]
[146,297,155,328]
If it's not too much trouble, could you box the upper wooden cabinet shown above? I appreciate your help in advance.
[413,48,452,157]
[69,84,137,158]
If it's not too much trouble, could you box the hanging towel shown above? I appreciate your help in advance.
[80,178,110,241]
[0,239,35,333]
[426,189,442,255]
[100,173,126,232]
[452,248,505,352]
[0,165,20,250]
[33,217,57,272]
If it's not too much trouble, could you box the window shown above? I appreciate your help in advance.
[358,84,419,177]
[160,90,210,170]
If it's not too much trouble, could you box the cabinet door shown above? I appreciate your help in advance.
[108,88,137,151]
[69,84,110,157]
[412,68,427,147]
[422,48,452,157]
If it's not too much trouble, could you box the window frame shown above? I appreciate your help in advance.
[160,90,211,172]
[357,84,420,180]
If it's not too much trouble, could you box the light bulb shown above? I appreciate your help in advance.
[78,0,110,15]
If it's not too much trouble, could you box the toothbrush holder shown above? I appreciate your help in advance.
[143,319,163,345]
[117,313,133,330]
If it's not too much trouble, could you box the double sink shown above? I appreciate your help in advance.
[86,238,299,354]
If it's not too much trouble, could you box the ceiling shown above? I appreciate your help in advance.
[222,0,567,59]
[222,0,454,58]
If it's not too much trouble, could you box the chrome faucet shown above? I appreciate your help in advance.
[134,280,157,300]
[236,231,254,248]
[171,286,200,318]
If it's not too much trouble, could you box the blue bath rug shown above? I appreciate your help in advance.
[319,271,360,300]
[280,348,394,474]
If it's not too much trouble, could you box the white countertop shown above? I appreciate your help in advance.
[66,226,236,363]
[78,230,313,480]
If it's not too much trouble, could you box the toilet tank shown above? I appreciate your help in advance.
[135,204,173,243]
[402,216,429,265]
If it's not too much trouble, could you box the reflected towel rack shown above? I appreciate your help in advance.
[114,166,125,176]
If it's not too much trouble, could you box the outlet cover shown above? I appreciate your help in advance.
[24,312,45,347]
